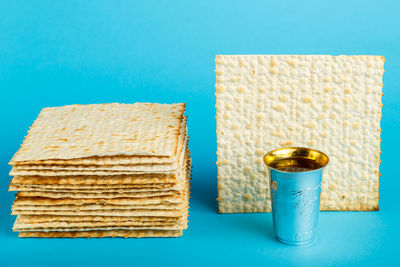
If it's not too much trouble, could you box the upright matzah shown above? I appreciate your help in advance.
[216,55,384,212]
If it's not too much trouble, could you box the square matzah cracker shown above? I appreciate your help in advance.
[10,103,185,163]
[216,55,384,213]
[18,229,183,238]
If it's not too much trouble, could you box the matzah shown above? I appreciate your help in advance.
[9,136,188,175]
[10,186,179,192]
[14,223,185,230]
[12,204,185,211]
[10,174,177,185]
[13,196,184,206]
[9,103,192,238]
[12,117,188,166]
[11,187,184,193]
[10,103,185,162]
[17,227,184,232]
[16,226,185,232]
[215,55,384,212]
[12,124,188,172]
[10,184,176,190]
[10,169,177,176]
[17,215,179,223]
[18,229,183,238]
[14,155,176,166]
[10,164,188,192]
[12,209,185,217]
[16,191,180,199]
[13,216,187,231]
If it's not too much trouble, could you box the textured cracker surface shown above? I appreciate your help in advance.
[14,222,183,229]
[11,156,192,235]
[14,155,175,166]
[12,124,188,171]
[18,229,183,238]
[13,118,188,166]
[10,155,188,192]
[12,166,191,217]
[9,137,188,177]
[17,215,179,223]
[10,174,177,185]
[10,183,175,190]
[9,169,176,176]
[9,104,191,238]
[216,55,384,212]
[12,208,185,217]
[16,226,185,231]
[13,156,190,199]
[12,204,184,211]
[11,187,184,193]
[13,196,183,206]
[13,216,187,231]
[12,163,179,172]
[10,103,185,162]
[16,191,179,199]
[10,186,178,192]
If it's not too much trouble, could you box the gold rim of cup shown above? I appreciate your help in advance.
[263,147,329,173]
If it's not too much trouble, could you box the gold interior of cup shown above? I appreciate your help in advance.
[263,147,329,172]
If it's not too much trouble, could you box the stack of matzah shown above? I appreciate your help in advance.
[9,103,191,238]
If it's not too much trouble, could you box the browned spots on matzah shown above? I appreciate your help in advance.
[216,55,384,212]
[9,103,191,238]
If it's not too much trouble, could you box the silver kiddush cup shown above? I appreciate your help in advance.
[263,147,329,246]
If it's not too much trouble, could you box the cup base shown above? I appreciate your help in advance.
[275,236,315,246]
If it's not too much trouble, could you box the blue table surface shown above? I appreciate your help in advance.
[0,1,399,266]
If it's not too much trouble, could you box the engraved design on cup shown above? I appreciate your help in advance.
[264,147,329,246]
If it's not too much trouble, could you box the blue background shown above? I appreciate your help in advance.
[0,0,399,266]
